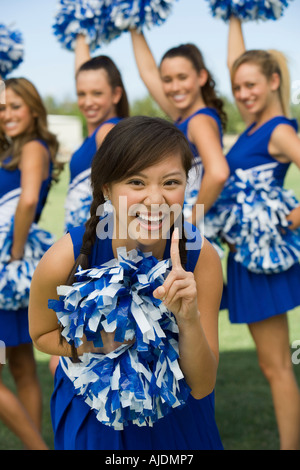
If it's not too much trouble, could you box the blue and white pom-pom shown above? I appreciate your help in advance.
[109,0,177,33]
[49,247,191,429]
[0,23,24,78]
[205,0,294,22]
[0,221,54,310]
[205,165,300,273]
[53,0,178,51]
[52,0,112,51]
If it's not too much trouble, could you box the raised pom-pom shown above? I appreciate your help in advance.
[52,0,111,51]
[109,0,177,32]
[0,23,24,78]
[53,0,178,51]
[205,0,294,22]
[49,247,191,429]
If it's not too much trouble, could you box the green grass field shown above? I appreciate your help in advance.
[0,162,299,450]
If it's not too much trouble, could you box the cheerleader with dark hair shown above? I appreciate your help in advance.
[29,116,224,450]
[130,29,229,226]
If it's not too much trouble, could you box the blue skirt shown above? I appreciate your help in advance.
[227,253,300,324]
[51,363,224,450]
[0,307,31,347]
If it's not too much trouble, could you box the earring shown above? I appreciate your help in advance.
[104,194,109,202]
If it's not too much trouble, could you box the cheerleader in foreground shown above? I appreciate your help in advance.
[223,17,300,449]
[130,29,229,225]
[29,116,224,450]
[0,77,61,449]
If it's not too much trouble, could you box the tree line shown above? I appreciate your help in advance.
[44,94,300,138]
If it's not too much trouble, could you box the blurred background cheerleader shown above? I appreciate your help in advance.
[130,29,229,226]
[63,33,129,233]
[0,77,61,449]
[224,16,300,450]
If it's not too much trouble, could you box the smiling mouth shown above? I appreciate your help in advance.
[5,122,17,129]
[135,212,167,231]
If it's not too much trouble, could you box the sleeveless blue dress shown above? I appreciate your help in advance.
[64,118,121,231]
[50,224,223,450]
[225,116,300,323]
[0,140,53,346]
[175,107,223,219]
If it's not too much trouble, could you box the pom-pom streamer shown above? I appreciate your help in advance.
[49,247,191,429]
[204,164,300,273]
[53,0,178,51]
[0,221,54,310]
[205,0,294,22]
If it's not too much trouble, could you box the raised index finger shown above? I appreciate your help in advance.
[170,227,182,270]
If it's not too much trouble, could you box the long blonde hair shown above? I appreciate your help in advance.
[0,77,62,178]
[231,49,291,118]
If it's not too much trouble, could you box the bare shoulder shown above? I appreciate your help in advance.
[20,140,48,168]
[33,233,75,286]
[21,140,48,156]
[96,122,116,147]
[194,237,223,279]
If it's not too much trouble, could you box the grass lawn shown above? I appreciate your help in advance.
[0,162,299,450]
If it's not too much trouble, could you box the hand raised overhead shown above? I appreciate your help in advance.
[153,227,198,324]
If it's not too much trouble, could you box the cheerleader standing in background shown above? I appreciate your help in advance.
[130,29,229,225]
[63,33,129,233]
[29,116,224,450]
[0,77,61,449]
[49,34,130,376]
[226,17,300,450]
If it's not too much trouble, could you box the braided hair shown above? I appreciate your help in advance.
[63,116,193,358]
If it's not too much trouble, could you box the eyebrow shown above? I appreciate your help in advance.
[131,171,184,179]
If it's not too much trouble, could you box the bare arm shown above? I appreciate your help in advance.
[227,16,254,125]
[130,29,177,119]
[75,34,91,75]
[188,115,229,220]
[269,124,300,229]
[11,141,49,260]
[29,234,78,356]
[227,16,246,72]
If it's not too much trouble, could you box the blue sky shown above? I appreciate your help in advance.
[2,0,300,105]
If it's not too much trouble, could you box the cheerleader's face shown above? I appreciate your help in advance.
[104,153,187,256]
[232,63,279,115]
[0,88,36,138]
[160,57,206,117]
[76,69,122,130]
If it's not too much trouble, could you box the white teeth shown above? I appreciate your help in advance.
[138,213,163,222]
[173,95,185,101]
[5,122,17,128]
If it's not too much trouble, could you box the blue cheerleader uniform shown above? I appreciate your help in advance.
[0,140,53,346]
[175,107,223,219]
[64,117,121,231]
[225,116,300,324]
[50,224,223,450]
